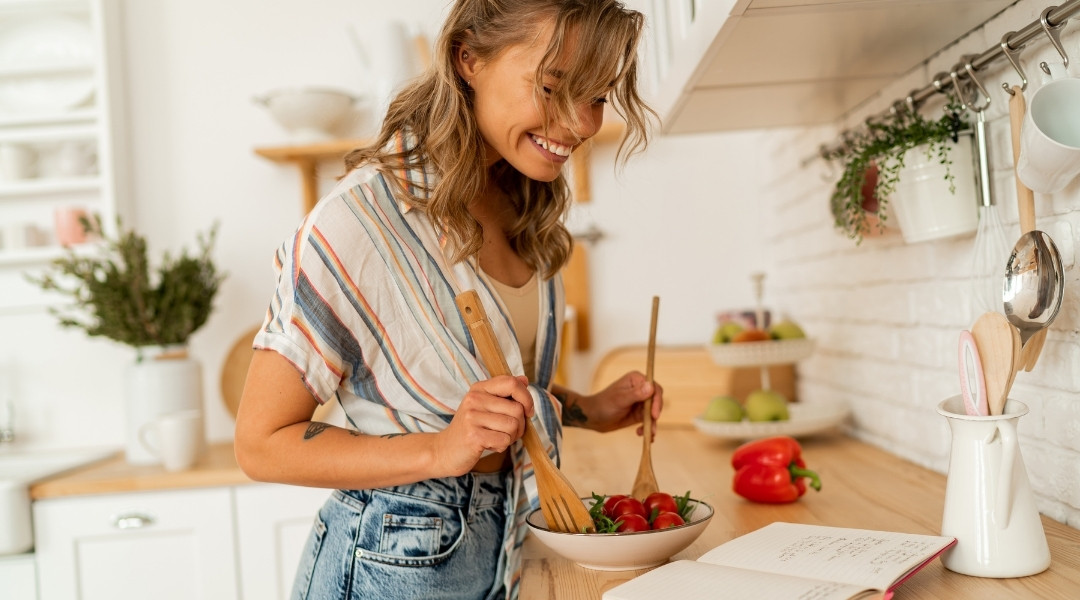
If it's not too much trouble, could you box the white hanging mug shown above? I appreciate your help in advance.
[937,396,1050,577]
[1016,77,1080,194]
[139,409,203,472]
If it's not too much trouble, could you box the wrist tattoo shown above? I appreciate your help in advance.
[556,390,588,426]
[380,433,408,439]
[303,422,330,439]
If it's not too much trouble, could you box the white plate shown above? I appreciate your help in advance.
[0,15,95,112]
[706,338,815,366]
[693,400,851,441]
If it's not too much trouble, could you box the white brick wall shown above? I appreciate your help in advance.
[762,0,1080,527]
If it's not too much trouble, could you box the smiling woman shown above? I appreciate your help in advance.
[232,2,662,600]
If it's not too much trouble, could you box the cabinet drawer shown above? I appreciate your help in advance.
[33,487,237,600]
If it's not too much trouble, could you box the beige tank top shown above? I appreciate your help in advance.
[484,271,539,380]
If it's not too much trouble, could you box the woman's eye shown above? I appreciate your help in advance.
[593,96,608,105]
[542,86,553,95]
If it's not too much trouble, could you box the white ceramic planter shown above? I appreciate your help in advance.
[890,135,978,244]
[124,346,204,465]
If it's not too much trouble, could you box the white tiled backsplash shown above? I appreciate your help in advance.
[760,0,1080,527]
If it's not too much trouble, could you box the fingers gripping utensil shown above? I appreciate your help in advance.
[631,296,660,501]
[455,290,595,533]
[971,312,1021,416]
[1006,86,1061,371]
[958,330,988,416]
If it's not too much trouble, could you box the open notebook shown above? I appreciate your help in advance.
[603,522,956,600]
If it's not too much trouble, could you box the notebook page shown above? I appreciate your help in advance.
[697,523,954,591]
[602,560,875,600]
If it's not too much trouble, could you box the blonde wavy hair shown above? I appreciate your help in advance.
[345,0,654,278]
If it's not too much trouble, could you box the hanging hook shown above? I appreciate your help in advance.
[999,32,1027,95]
[905,89,920,115]
[949,64,972,111]
[1039,6,1070,68]
[963,58,991,112]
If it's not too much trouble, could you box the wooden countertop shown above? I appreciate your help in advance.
[522,426,1080,599]
[28,429,1080,598]
[29,442,251,500]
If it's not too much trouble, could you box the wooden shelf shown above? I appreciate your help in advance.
[254,139,366,213]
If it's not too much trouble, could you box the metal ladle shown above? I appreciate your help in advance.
[1003,231,1064,356]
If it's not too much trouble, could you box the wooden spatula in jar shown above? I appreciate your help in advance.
[455,290,595,533]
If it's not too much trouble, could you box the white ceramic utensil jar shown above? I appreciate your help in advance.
[937,396,1049,578]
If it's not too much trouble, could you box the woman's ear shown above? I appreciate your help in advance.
[454,44,479,83]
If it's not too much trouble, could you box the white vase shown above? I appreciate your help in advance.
[124,346,204,465]
[890,135,978,244]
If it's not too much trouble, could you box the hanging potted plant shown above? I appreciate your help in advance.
[27,214,225,465]
[826,103,974,244]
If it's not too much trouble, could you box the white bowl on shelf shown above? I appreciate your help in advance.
[253,87,363,143]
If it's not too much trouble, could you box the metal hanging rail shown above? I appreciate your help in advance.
[808,0,1080,165]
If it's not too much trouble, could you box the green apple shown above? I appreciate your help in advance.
[744,389,790,422]
[768,320,806,340]
[703,395,744,422]
[713,321,745,344]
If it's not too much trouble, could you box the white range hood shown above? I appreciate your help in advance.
[647,0,1018,133]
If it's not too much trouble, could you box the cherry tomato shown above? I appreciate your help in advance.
[614,514,650,532]
[642,492,679,518]
[610,497,648,520]
[651,511,686,530]
[602,494,629,518]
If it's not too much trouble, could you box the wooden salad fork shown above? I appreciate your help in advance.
[631,296,660,500]
[455,290,595,533]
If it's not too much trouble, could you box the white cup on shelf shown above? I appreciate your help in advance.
[55,141,98,177]
[0,144,38,181]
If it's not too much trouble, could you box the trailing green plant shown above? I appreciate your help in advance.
[824,103,967,244]
[27,214,225,351]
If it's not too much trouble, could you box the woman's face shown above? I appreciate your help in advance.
[461,21,607,182]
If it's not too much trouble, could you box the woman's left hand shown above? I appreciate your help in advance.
[557,371,663,435]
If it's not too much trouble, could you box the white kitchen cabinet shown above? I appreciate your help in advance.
[641,0,1017,133]
[0,0,127,311]
[234,484,330,600]
[33,487,239,600]
[0,552,37,600]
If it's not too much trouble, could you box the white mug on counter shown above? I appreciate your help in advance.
[1017,77,1080,194]
[139,409,203,472]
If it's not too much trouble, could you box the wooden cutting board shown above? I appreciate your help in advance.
[220,325,261,419]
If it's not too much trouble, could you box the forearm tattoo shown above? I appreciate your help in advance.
[556,389,588,426]
[303,422,330,439]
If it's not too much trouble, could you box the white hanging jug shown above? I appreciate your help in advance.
[937,396,1050,577]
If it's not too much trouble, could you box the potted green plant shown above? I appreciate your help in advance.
[27,214,225,465]
[825,104,970,244]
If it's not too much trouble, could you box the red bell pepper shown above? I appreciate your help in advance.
[731,435,822,504]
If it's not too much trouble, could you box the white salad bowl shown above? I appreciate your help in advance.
[525,497,714,571]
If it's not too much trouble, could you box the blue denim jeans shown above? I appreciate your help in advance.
[291,471,512,600]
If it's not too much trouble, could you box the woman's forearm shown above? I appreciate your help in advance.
[236,421,453,490]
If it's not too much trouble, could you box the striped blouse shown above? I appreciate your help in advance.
[254,133,566,597]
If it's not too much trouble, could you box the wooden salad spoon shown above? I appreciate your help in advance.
[455,290,595,533]
[631,296,661,500]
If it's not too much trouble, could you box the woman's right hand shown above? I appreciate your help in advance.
[434,375,534,476]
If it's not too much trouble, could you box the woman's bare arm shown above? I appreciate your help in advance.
[234,349,533,489]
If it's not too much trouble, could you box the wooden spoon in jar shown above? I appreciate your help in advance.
[632,296,661,500]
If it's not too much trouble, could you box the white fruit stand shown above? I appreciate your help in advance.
[695,273,848,440]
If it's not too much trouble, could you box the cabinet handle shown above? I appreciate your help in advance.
[111,512,155,530]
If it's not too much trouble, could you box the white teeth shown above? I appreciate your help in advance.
[531,134,570,157]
